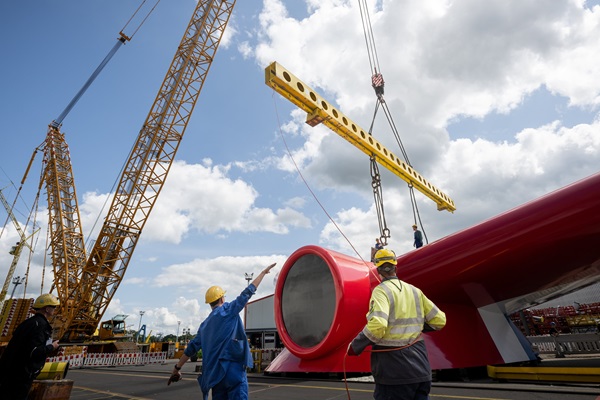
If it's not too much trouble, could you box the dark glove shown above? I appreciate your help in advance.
[167,373,181,386]
[347,343,358,356]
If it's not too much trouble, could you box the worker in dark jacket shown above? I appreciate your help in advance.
[0,293,60,400]
[413,224,424,248]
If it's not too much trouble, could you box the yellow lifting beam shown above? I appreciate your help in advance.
[265,61,456,212]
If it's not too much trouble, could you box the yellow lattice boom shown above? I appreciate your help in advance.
[44,0,237,341]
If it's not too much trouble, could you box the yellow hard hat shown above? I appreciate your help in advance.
[205,286,226,304]
[33,293,60,309]
[373,249,397,268]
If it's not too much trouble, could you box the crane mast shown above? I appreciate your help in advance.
[0,190,37,306]
[27,33,132,308]
[44,127,88,317]
[48,0,236,341]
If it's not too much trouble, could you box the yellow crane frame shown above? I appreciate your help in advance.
[0,189,38,306]
[43,0,237,341]
[265,61,455,213]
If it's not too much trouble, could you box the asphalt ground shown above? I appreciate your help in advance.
[57,360,600,400]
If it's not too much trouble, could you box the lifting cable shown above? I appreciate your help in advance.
[270,93,382,285]
[1,2,161,299]
[29,172,44,295]
[358,0,383,98]
[16,194,41,298]
[80,0,162,242]
[369,156,390,246]
[0,150,43,299]
[121,0,162,40]
[358,0,427,245]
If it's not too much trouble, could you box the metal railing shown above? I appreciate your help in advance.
[250,348,283,373]
[528,333,600,355]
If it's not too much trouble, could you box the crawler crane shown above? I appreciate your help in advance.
[0,189,38,308]
[42,0,237,341]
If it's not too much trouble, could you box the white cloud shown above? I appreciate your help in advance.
[220,11,239,49]
[3,0,600,338]
[72,159,313,245]
[284,196,307,209]
[124,254,289,333]
[105,297,125,319]
[253,0,600,127]
[247,0,600,263]
[237,41,253,59]
[122,277,148,285]
[152,254,287,290]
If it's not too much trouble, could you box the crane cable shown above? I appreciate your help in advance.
[0,1,161,299]
[81,0,162,243]
[121,0,162,40]
[52,0,161,127]
[358,0,427,245]
[369,156,390,246]
[270,92,382,286]
[0,148,44,299]
[358,0,382,94]
[269,95,424,400]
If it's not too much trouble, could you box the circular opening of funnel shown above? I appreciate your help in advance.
[281,253,335,348]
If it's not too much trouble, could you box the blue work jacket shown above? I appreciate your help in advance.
[184,284,255,398]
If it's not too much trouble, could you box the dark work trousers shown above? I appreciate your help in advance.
[374,381,432,400]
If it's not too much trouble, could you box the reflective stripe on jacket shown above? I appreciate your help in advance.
[363,278,446,347]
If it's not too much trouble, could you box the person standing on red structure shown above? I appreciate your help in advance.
[348,249,446,400]
[413,224,424,248]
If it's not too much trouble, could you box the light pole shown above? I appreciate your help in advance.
[137,310,145,343]
[176,320,181,348]
[244,273,254,330]
[10,276,26,298]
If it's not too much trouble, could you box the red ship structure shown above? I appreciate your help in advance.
[266,172,600,373]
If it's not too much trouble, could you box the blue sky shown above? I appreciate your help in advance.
[1,0,600,338]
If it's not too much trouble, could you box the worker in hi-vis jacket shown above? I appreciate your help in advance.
[348,248,446,400]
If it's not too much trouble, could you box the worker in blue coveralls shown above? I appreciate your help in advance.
[168,263,276,400]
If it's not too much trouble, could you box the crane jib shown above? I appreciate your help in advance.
[44,0,237,341]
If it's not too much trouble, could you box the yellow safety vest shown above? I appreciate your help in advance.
[363,278,446,347]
